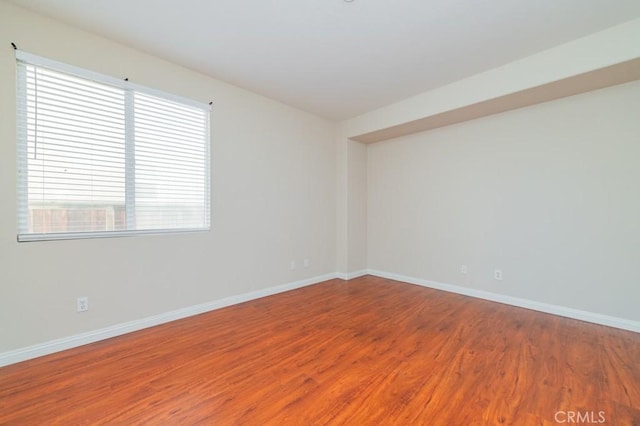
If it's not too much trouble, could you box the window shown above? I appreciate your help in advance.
[16,52,210,241]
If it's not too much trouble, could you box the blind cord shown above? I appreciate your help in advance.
[34,68,39,160]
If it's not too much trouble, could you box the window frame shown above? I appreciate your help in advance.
[16,51,211,242]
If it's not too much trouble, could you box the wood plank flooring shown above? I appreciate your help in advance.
[1,276,639,425]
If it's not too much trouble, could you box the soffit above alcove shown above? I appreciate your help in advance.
[351,58,640,144]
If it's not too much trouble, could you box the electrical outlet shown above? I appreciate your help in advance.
[77,297,89,312]
[289,260,296,270]
[303,258,310,268]
[494,269,503,281]
[460,265,468,274]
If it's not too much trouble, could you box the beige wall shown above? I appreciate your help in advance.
[1,0,638,360]
[335,126,367,276]
[0,2,337,352]
[335,128,348,274]
[346,140,368,274]
[367,81,640,321]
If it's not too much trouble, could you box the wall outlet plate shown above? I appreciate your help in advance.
[494,269,503,280]
[77,297,89,312]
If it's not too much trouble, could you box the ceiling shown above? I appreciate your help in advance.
[8,0,640,121]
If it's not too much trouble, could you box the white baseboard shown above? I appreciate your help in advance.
[336,269,369,280]
[0,272,338,368]
[4,269,636,368]
[367,269,640,333]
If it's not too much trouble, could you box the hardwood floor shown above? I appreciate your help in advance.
[1,276,639,425]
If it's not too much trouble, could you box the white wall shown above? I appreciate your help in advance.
[0,2,336,353]
[367,81,640,322]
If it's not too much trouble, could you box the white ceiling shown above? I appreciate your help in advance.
[8,0,640,120]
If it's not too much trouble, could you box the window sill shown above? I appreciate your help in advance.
[17,228,210,242]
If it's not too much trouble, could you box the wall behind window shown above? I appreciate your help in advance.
[367,80,640,322]
[0,2,336,352]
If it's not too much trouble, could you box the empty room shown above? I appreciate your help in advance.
[1,0,639,424]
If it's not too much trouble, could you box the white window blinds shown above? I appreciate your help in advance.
[16,52,210,241]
